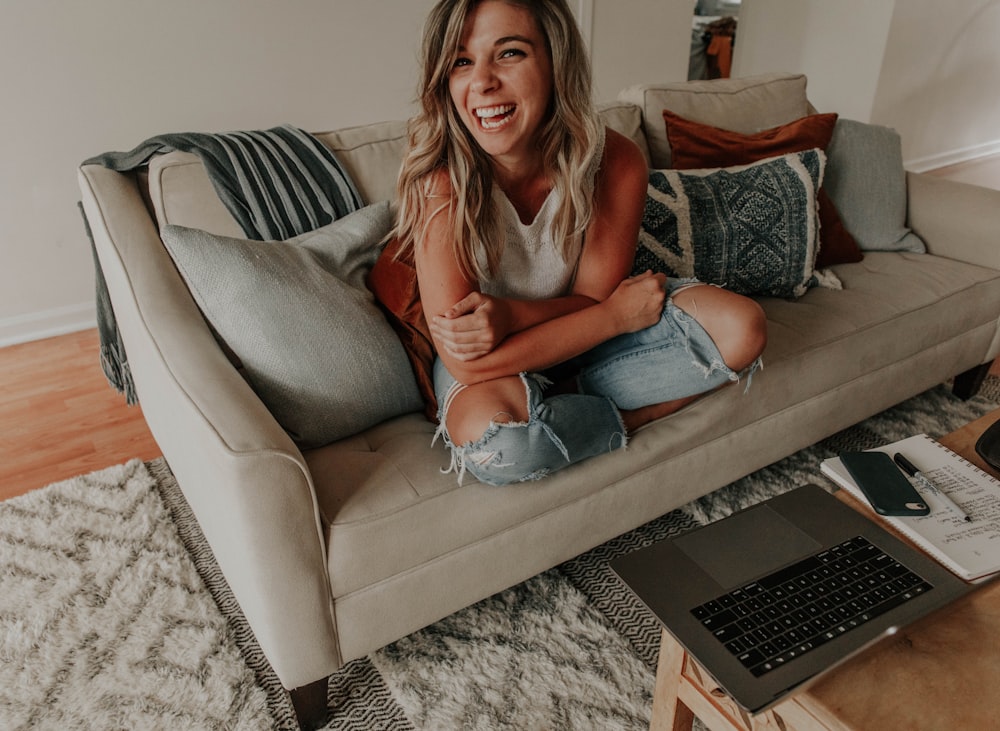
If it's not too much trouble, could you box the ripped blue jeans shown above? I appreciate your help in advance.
[432,278,761,486]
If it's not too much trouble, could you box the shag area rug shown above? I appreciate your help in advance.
[2,377,998,730]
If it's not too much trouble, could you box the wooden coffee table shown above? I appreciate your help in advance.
[650,409,1000,731]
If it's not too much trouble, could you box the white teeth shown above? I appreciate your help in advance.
[475,104,514,119]
[475,104,515,130]
[481,116,512,130]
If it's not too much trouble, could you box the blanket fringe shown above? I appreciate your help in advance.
[100,342,138,405]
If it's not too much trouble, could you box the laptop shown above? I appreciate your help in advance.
[610,483,975,714]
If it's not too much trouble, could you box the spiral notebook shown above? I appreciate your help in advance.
[821,433,1000,582]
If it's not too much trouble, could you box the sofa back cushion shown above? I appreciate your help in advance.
[314,120,409,206]
[148,151,247,237]
[618,72,811,169]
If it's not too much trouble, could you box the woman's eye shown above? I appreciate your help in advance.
[500,48,525,60]
[453,57,471,69]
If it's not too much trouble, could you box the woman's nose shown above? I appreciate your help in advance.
[471,62,498,94]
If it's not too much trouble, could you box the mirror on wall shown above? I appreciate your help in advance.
[690,0,741,80]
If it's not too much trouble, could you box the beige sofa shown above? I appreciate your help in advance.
[78,73,1000,726]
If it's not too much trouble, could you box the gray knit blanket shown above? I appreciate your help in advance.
[81,125,363,403]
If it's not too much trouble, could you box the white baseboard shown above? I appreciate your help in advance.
[0,303,96,348]
[905,138,1000,174]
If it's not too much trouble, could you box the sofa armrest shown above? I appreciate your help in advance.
[78,164,341,689]
[907,171,1000,270]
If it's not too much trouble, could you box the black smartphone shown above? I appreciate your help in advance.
[840,451,930,516]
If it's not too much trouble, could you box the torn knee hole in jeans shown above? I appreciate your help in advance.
[433,374,572,485]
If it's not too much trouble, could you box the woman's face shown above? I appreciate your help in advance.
[448,0,554,171]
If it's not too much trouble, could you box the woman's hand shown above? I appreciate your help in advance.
[603,270,667,334]
[430,291,513,361]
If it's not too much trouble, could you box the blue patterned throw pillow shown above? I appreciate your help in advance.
[632,149,840,298]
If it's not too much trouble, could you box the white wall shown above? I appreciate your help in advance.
[590,0,692,98]
[730,0,1000,169]
[870,0,1000,170]
[0,0,436,346]
[732,0,896,122]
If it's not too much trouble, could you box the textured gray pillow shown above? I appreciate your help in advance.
[824,119,926,252]
[161,201,423,448]
[633,149,840,299]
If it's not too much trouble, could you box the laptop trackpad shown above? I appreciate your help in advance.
[675,505,822,589]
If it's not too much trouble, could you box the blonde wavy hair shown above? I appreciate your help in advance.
[392,0,603,282]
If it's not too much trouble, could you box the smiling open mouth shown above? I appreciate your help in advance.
[475,104,516,130]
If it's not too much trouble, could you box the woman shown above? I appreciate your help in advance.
[392,0,766,485]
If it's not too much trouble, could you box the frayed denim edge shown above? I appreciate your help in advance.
[608,396,629,452]
[432,372,567,486]
[432,372,627,486]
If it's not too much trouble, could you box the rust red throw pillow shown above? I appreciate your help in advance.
[367,237,439,422]
[662,109,863,268]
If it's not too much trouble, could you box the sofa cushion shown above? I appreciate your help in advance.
[618,72,811,169]
[632,149,836,298]
[314,121,408,206]
[824,119,926,253]
[161,201,423,448]
[662,110,863,268]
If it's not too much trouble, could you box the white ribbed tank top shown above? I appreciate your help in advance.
[478,127,606,300]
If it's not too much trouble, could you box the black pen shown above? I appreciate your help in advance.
[893,453,972,522]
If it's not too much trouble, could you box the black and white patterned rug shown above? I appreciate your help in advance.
[3,377,997,730]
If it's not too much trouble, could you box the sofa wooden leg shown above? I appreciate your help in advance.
[290,676,329,730]
[953,360,993,400]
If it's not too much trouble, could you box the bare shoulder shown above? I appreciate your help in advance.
[600,128,648,182]
[594,128,648,209]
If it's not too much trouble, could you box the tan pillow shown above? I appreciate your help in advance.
[315,121,408,206]
[618,72,811,169]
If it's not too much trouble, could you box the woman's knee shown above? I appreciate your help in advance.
[727,296,767,370]
[672,285,767,371]
[441,376,572,486]
[442,375,530,446]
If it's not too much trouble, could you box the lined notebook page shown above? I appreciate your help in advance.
[821,433,1000,582]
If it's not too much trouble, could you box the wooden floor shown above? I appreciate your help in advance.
[0,329,161,502]
[3,154,1000,503]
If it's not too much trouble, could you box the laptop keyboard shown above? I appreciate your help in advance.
[691,536,933,677]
